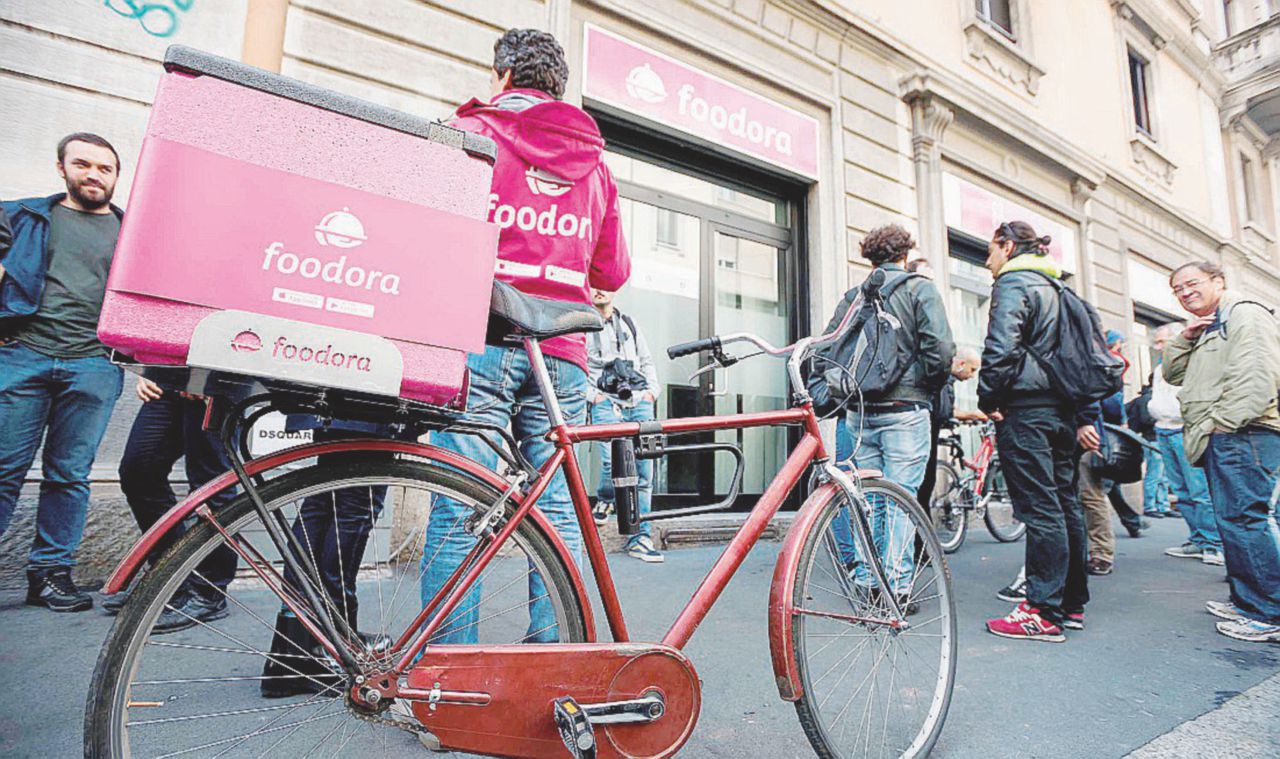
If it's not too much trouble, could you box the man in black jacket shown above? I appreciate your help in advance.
[835,225,954,606]
[979,221,1090,643]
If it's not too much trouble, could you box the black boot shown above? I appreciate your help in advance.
[26,567,93,612]
[260,610,344,699]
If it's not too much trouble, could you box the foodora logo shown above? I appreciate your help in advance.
[262,210,402,295]
[271,336,373,373]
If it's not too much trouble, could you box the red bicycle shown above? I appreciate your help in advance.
[86,284,956,758]
[928,420,1023,553]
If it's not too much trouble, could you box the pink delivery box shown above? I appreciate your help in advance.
[98,46,499,409]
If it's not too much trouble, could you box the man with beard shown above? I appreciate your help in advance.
[0,133,126,612]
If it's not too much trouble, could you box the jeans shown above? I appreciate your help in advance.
[996,405,1088,625]
[0,342,122,567]
[1143,443,1170,513]
[422,345,587,643]
[1202,428,1280,624]
[282,428,389,627]
[119,394,237,595]
[591,398,655,546]
[841,408,931,595]
[1156,427,1220,551]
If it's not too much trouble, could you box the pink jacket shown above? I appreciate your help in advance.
[452,90,630,371]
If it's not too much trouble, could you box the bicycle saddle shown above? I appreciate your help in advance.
[487,280,604,342]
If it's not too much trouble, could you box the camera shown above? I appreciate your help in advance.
[597,358,648,401]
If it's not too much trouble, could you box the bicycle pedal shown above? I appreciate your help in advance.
[553,697,596,759]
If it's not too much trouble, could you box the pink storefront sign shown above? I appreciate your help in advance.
[582,24,820,179]
[942,173,1078,274]
[107,138,499,352]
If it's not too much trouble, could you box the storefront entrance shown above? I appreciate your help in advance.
[583,144,805,511]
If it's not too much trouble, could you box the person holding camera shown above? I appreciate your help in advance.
[587,287,662,563]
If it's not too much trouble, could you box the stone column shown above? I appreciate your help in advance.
[241,0,289,73]
[904,87,954,296]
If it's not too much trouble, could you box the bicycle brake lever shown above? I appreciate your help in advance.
[687,361,719,384]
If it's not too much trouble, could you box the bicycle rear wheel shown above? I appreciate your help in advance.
[792,478,957,758]
[927,462,967,553]
[982,458,1025,542]
[85,458,587,758]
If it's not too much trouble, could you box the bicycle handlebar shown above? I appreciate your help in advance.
[667,336,722,360]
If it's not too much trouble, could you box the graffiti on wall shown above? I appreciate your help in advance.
[104,0,195,38]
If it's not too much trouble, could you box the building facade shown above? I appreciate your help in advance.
[2,0,1278,583]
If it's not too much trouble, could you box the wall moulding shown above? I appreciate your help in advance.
[961,20,1045,96]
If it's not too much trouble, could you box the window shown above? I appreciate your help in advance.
[656,208,680,247]
[975,0,1015,39]
[1128,50,1153,137]
[1241,154,1258,221]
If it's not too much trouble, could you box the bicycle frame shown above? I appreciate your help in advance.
[104,304,908,709]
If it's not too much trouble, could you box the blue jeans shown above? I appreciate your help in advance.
[590,399,654,546]
[840,408,931,594]
[1202,428,1280,624]
[421,345,587,643]
[1156,428,1221,551]
[0,342,122,568]
[1142,443,1170,513]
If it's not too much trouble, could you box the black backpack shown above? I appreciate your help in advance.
[1125,381,1156,438]
[1024,272,1124,405]
[818,269,925,406]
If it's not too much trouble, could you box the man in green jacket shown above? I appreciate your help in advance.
[1165,261,1280,643]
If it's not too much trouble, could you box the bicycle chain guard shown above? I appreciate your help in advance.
[406,643,700,759]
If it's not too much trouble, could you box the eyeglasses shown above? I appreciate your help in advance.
[1171,279,1208,295]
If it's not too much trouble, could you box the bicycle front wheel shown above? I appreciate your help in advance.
[792,478,957,759]
[927,462,967,553]
[982,458,1025,542]
[85,458,587,758]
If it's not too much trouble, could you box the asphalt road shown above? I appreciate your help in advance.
[1,517,1277,757]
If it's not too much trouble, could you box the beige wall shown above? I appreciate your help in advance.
[0,0,247,203]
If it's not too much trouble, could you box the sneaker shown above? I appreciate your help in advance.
[1216,617,1280,643]
[996,577,1028,604]
[25,567,93,612]
[1062,612,1085,631]
[1087,557,1113,576]
[1206,600,1252,623]
[1165,543,1203,559]
[626,535,664,563]
[592,501,614,526]
[985,602,1066,643]
[153,588,230,634]
[101,587,132,616]
[1201,547,1225,566]
[1125,521,1144,539]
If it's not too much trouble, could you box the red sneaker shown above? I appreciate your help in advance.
[985,602,1066,642]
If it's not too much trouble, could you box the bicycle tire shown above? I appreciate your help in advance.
[982,459,1025,543]
[792,478,957,759]
[928,461,967,554]
[85,458,588,758]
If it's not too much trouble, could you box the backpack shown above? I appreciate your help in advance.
[1125,382,1156,438]
[818,270,925,406]
[1024,272,1125,405]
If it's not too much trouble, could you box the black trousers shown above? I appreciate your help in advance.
[119,394,238,594]
[994,405,1089,624]
[918,416,945,505]
[281,428,389,627]
[1107,482,1143,530]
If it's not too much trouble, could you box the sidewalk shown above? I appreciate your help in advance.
[0,518,1275,757]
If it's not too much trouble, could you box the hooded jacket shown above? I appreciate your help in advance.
[1163,290,1280,464]
[451,90,630,371]
[977,253,1066,412]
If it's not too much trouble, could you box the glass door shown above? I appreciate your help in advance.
[582,150,798,510]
